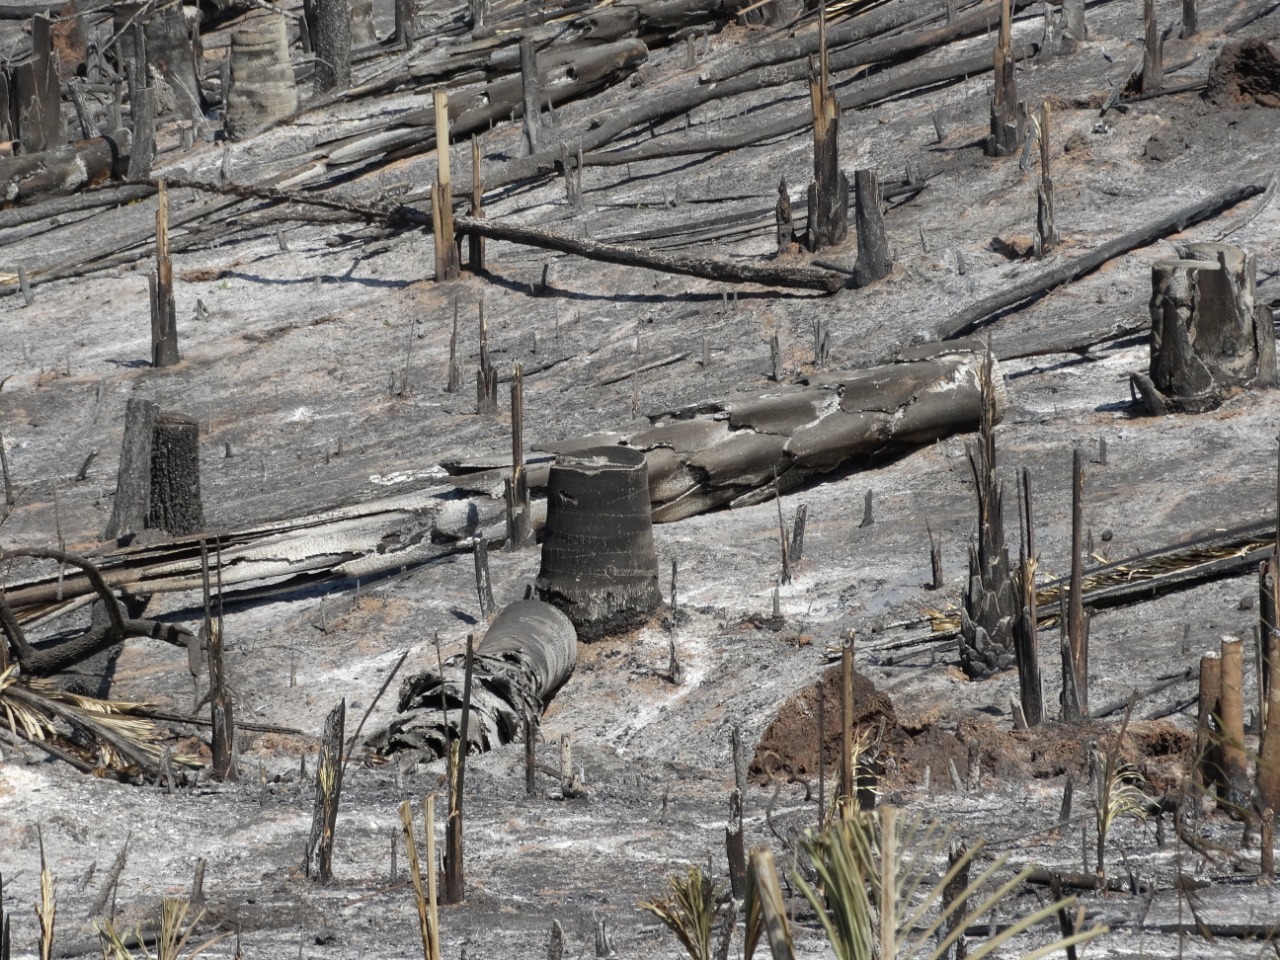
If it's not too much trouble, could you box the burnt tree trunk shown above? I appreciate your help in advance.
[12,15,63,153]
[151,179,179,368]
[1034,101,1057,258]
[0,130,129,206]
[536,446,661,639]
[1133,242,1276,414]
[148,413,204,536]
[145,0,203,118]
[305,699,345,883]
[307,0,352,92]
[1141,0,1163,94]
[986,0,1023,157]
[104,397,158,542]
[225,9,297,140]
[805,5,847,251]
[852,168,890,286]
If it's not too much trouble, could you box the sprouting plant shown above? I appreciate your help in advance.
[1095,698,1148,886]
[97,897,227,960]
[640,865,721,960]
[752,806,1107,960]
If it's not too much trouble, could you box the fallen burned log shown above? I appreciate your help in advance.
[453,213,847,291]
[0,129,130,206]
[375,600,577,758]
[934,180,1269,340]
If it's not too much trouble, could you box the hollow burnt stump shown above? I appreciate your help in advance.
[535,446,661,640]
[1132,242,1276,414]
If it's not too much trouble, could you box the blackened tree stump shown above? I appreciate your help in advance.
[986,0,1023,157]
[852,168,890,286]
[307,0,353,92]
[1132,242,1276,414]
[104,397,158,542]
[536,446,661,639]
[148,413,204,536]
[225,9,298,139]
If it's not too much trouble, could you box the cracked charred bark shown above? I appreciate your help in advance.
[379,600,577,758]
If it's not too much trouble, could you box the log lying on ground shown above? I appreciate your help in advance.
[934,180,1269,340]
[375,600,577,758]
[0,130,130,206]
[453,212,847,291]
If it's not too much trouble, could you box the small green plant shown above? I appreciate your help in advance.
[640,865,721,960]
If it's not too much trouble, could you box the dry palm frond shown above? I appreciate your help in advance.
[639,866,719,960]
[0,666,199,776]
[744,849,794,960]
[794,806,1109,960]
[37,832,55,960]
[97,898,228,960]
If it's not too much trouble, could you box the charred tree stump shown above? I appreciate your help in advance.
[125,23,154,181]
[307,0,352,92]
[476,301,497,413]
[305,699,345,882]
[1062,448,1089,719]
[468,136,484,272]
[202,542,236,781]
[1034,102,1057,258]
[1182,0,1197,37]
[225,10,297,140]
[148,413,204,536]
[1141,0,1163,94]
[394,0,417,47]
[1064,0,1086,42]
[151,179,179,368]
[1013,468,1043,725]
[145,0,203,118]
[1260,554,1280,811]
[959,352,1017,679]
[986,0,1023,157]
[805,10,848,251]
[1133,243,1276,414]
[536,446,661,640]
[852,168,890,286]
[510,365,533,548]
[1197,652,1224,796]
[104,397,158,542]
[443,635,473,904]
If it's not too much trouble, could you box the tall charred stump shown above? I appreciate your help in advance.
[536,446,661,640]
[145,0,204,118]
[986,0,1024,157]
[104,397,158,542]
[1132,243,1276,414]
[959,352,1017,679]
[225,10,297,140]
[852,168,890,285]
[805,4,848,251]
[306,0,352,92]
[13,16,63,153]
[148,413,204,536]
[151,179,179,368]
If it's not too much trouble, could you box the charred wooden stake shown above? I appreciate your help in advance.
[986,0,1023,157]
[860,489,873,528]
[525,716,537,795]
[104,397,157,541]
[725,789,746,899]
[1014,467,1043,725]
[1141,0,1163,94]
[202,541,235,782]
[1220,636,1250,810]
[305,701,343,883]
[309,0,352,91]
[473,538,495,616]
[806,3,848,251]
[510,365,533,548]
[775,176,794,253]
[1263,809,1275,880]
[1034,102,1057,258]
[127,74,154,181]
[927,522,944,590]
[852,169,890,286]
[149,413,204,536]
[469,137,485,272]
[520,39,542,156]
[443,634,474,904]
[1197,653,1224,796]
[432,89,459,282]
[1133,243,1276,413]
[447,299,462,392]
[1063,448,1089,718]
[476,301,497,414]
[790,504,807,563]
[151,180,179,368]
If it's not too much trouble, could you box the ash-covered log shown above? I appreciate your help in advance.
[536,446,662,639]
[378,600,577,759]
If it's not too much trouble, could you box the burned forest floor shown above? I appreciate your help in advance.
[4,0,1280,955]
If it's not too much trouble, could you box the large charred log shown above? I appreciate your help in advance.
[377,600,577,759]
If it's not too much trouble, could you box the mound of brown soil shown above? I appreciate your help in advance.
[1205,40,1280,108]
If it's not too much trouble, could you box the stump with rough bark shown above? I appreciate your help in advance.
[225,9,298,139]
[1132,242,1276,413]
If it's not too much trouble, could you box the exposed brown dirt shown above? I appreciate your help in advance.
[1205,39,1280,107]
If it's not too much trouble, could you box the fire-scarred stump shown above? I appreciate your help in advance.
[536,446,661,639]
